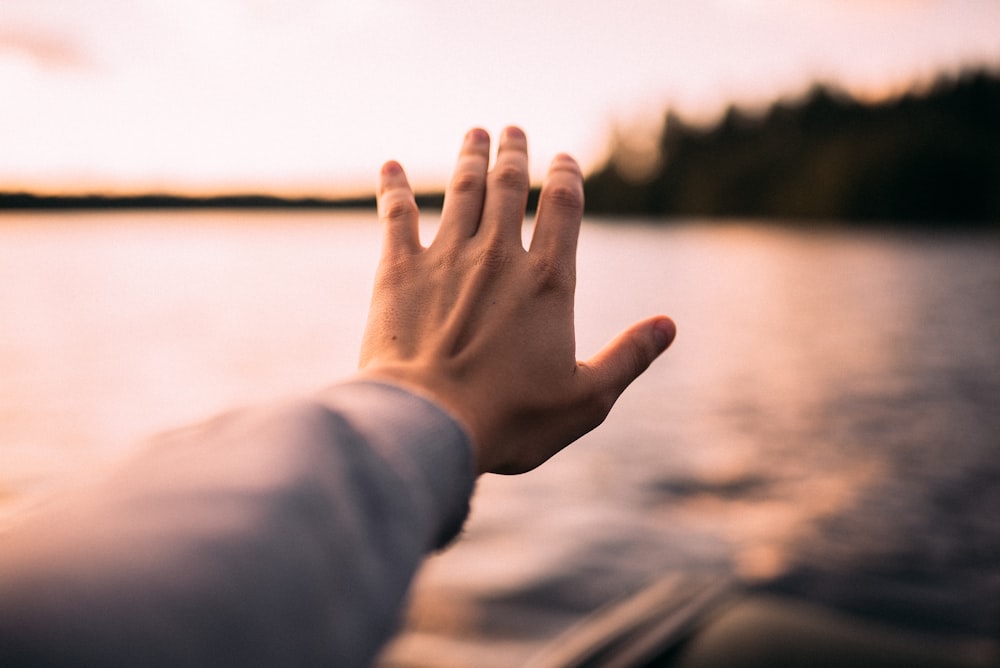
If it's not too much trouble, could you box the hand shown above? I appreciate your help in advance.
[357,127,675,475]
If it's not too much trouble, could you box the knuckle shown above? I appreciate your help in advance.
[530,255,574,293]
[543,183,584,212]
[450,169,484,195]
[624,339,655,384]
[475,244,512,273]
[381,195,417,223]
[492,165,530,192]
[435,246,464,271]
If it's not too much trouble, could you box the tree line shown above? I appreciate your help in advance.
[584,69,1000,226]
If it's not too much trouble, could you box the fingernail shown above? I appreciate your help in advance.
[551,153,580,170]
[504,126,526,141]
[467,128,489,143]
[653,318,676,351]
[382,160,402,176]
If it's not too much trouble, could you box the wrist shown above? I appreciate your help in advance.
[352,369,489,475]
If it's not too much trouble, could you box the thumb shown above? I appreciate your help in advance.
[582,316,676,402]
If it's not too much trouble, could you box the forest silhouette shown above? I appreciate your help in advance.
[585,69,999,226]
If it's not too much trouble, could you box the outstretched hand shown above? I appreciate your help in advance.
[357,127,675,475]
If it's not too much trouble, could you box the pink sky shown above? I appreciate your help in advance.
[1,0,998,197]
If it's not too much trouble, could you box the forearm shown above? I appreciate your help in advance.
[0,381,475,667]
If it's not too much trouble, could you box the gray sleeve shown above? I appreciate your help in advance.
[0,380,476,668]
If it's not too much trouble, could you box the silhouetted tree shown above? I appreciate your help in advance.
[585,69,1000,226]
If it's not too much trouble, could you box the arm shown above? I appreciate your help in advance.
[0,127,674,666]
[0,382,474,667]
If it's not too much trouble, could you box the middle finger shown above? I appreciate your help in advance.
[436,128,491,243]
[479,126,530,244]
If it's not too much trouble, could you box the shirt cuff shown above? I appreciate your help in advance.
[316,380,477,549]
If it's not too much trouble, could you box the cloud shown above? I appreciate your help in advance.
[0,27,91,70]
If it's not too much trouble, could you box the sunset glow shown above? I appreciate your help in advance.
[1,0,998,197]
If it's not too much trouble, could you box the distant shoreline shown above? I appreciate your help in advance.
[2,190,995,229]
[0,192,387,211]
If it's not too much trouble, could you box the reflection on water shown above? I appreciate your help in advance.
[1,213,998,664]
[0,211,378,522]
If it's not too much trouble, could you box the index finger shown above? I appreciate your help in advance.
[528,153,584,262]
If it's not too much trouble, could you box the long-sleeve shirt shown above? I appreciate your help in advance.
[0,380,476,667]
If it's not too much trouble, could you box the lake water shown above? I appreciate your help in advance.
[1,211,998,665]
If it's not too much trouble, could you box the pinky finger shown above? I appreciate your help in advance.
[377,161,421,255]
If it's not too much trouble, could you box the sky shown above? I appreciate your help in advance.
[1,0,998,197]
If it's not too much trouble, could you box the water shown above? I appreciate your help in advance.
[1,211,998,664]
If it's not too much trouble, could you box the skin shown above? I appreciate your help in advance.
[357,126,676,475]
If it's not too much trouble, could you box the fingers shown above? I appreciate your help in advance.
[480,126,530,241]
[529,153,584,262]
[377,161,421,255]
[437,128,491,241]
[581,316,676,410]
